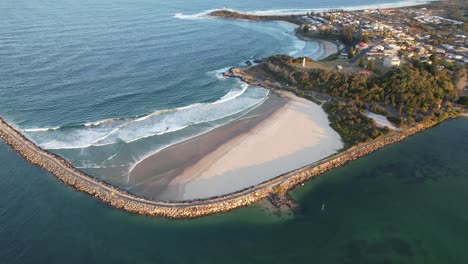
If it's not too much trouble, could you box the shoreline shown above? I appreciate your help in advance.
[0,112,458,218]
[209,10,339,61]
[127,93,289,201]
[145,91,342,201]
[1,1,464,218]
[294,32,339,60]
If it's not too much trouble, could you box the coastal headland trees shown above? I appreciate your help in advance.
[234,54,463,146]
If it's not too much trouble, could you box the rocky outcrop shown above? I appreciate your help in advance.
[209,10,303,25]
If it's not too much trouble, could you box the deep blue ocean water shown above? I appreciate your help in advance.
[3,0,467,263]
[0,0,434,186]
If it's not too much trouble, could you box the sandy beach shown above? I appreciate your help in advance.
[315,39,339,60]
[295,33,339,61]
[129,91,342,201]
[127,93,288,199]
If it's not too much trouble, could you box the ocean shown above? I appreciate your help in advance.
[0,0,434,187]
[2,0,467,263]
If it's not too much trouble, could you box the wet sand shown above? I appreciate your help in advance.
[316,39,339,60]
[129,92,342,201]
[127,93,288,200]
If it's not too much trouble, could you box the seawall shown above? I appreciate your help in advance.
[0,116,447,219]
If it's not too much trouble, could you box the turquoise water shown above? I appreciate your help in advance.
[2,0,467,263]
[1,119,467,263]
[0,0,434,188]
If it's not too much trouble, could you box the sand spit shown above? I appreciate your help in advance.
[0,114,450,219]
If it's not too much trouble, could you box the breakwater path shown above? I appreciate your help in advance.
[0,116,443,218]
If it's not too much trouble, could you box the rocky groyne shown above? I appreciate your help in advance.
[0,115,448,219]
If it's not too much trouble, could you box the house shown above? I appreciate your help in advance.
[383,56,401,67]
[372,45,384,52]
[359,70,372,75]
[356,42,369,49]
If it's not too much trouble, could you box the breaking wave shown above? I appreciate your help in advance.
[174,1,434,19]
[23,83,268,150]
[207,66,232,80]
[23,126,61,132]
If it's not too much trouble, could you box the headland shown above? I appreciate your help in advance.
[1,1,467,218]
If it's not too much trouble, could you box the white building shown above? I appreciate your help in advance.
[383,56,401,68]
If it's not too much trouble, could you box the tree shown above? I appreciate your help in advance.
[359,57,365,67]
[348,46,355,59]
[354,48,361,56]
[363,34,369,43]
[358,28,369,42]
[367,59,375,71]
[430,54,439,75]
[341,25,355,44]
[457,96,468,106]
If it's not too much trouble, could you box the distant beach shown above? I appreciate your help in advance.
[315,39,338,60]
[296,35,339,60]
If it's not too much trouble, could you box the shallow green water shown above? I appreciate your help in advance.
[1,118,467,264]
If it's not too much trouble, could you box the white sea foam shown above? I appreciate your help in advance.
[24,84,269,151]
[84,118,122,127]
[288,36,306,56]
[22,126,61,132]
[212,83,249,105]
[126,92,269,175]
[175,1,434,19]
[245,0,434,15]
[207,66,232,80]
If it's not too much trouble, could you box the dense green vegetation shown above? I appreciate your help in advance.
[295,61,459,119]
[432,0,468,24]
[259,55,463,146]
[457,96,468,106]
[323,101,390,148]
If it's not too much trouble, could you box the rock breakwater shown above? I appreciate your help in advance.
[0,115,447,219]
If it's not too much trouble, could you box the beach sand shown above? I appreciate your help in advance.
[366,111,398,130]
[126,93,287,199]
[295,33,339,61]
[316,39,339,60]
[128,91,342,201]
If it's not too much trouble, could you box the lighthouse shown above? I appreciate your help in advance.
[302,57,306,67]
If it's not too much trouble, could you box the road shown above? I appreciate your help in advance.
[349,46,372,64]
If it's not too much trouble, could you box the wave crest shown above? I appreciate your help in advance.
[23,83,268,150]
[175,1,434,19]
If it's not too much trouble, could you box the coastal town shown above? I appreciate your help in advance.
[213,1,467,148]
[214,2,467,73]
[298,4,467,74]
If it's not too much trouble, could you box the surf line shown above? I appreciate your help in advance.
[0,114,449,218]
